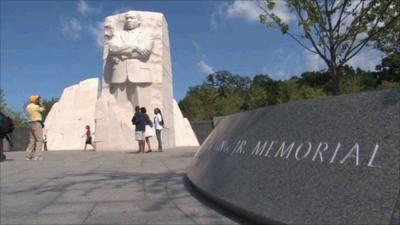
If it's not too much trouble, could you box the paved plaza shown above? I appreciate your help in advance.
[0,148,242,225]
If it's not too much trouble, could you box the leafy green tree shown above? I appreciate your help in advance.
[298,71,330,89]
[339,65,378,93]
[378,80,400,89]
[179,83,218,121]
[9,111,28,128]
[297,71,334,92]
[341,76,364,94]
[376,53,400,82]
[373,2,400,54]
[259,0,400,94]
[249,74,289,109]
[42,97,59,121]
[0,88,28,128]
[206,70,251,96]
[207,70,251,111]
[299,86,327,99]
[215,84,248,116]
[180,71,252,120]
[0,89,8,113]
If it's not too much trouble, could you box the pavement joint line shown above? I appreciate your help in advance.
[35,188,67,214]
[81,202,97,225]
[142,177,146,200]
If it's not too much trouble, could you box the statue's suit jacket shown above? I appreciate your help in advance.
[108,28,154,83]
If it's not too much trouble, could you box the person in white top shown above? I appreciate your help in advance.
[153,108,164,151]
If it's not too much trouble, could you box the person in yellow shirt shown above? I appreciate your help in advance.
[25,95,45,160]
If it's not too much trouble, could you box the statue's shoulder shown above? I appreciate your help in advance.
[137,27,154,39]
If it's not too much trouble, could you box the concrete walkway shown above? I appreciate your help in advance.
[0,148,241,225]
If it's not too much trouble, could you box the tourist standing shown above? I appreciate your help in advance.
[132,106,146,153]
[153,108,164,151]
[141,107,153,153]
[25,95,45,160]
[82,125,95,151]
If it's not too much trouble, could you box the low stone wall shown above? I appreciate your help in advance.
[190,121,213,144]
[3,128,29,152]
[187,89,400,225]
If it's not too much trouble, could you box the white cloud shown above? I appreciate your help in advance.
[88,22,104,49]
[209,2,229,29]
[210,13,218,29]
[305,51,326,71]
[304,48,382,72]
[346,48,382,71]
[192,41,214,75]
[197,60,215,75]
[272,1,295,24]
[77,0,101,17]
[224,0,295,24]
[262,66,293,80]
[60,0,104,47]
[61,17,82,40]
[226,1,261,22]
[192,40,201,51]
[262,51,308,80]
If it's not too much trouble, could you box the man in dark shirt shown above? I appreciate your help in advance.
[132,106,145,153]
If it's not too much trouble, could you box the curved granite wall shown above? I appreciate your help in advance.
[187,89,400,225]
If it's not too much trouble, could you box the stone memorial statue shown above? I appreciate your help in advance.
[95,10,198,151]
[107,11,154,105]
[45,11,199,150]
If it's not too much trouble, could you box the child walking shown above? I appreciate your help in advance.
[82,125,95,151]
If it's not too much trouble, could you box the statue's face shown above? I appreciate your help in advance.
[125,14,140,30]
[104,20,113,40]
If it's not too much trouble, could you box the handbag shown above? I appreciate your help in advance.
[144,125,155,137]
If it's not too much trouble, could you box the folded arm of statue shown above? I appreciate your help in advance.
[131,37,154,59]
[109,44,136,55]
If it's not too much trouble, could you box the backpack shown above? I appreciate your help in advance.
[0,113,14,135]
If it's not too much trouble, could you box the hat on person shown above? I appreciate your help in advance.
[29,95,40,103]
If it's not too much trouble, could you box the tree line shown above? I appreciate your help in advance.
[179,54,400,121]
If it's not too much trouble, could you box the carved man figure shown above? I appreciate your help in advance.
[106,11,154,105]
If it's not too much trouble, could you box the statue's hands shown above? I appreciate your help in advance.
[129,52,140,58]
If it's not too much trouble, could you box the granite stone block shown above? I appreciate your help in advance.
[187,89,400,225]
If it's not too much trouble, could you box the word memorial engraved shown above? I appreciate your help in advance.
[208,139,382,168]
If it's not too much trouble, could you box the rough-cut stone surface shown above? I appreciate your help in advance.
[44,78,99,150]
[174,100,199,147]
[187,89,400,225]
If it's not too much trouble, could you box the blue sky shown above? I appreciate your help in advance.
[1,0,383,112]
